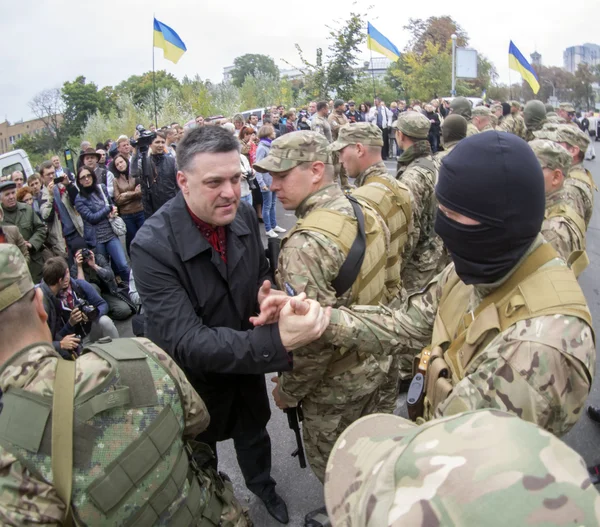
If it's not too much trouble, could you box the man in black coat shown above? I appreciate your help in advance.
[130,126,293,524]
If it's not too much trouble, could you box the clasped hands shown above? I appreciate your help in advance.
[252,280,331,351]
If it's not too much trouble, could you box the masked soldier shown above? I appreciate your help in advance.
[523,100,547,141]
[449,97,479,137]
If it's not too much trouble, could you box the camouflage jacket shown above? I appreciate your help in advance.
[321,236,595,436]
[466,122,479,137]
[276,185,386,406]
[0,340,211,526]
[328,112,349,141]
[480,123,496,132]
[513,113,527,139]
[497,114,517,135]
[311,115,333,143]
[542,188,585,261]
[396,154,447,294]
[432,142,458,171]
[565,163,595,229]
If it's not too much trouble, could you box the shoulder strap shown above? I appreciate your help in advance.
[546,203,587,239]
[52,358,76,527]
[331,195,366,297]
[412,157,436,175]
[570,167,597,191]
[366,175,412,225]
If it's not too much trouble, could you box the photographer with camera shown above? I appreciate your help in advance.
[40,256,119,358]
[70,242,136,321]
[131,130,178,218]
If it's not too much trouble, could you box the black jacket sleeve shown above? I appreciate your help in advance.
[131,235,291,377]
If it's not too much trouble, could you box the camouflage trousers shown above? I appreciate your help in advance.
[332,151,350,189]
[375,354,401,413]
[302,391,379,483]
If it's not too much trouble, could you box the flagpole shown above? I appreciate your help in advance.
[369,48,376,100]
[152,14,158,128]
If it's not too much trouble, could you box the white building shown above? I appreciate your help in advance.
[563,44,600,73]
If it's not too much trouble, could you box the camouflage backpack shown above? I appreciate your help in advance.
[0,338,241,526]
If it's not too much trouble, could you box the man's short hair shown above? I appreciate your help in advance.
[317,101,329,112]
[40,160,54,176]
[176,126,241,172]
[27,174,41,185]
[258,124,275,139]
[43,257,68,286]
[117,136,130,146]
[154,131,167,141]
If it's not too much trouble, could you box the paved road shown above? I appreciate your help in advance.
[116,152,600,526]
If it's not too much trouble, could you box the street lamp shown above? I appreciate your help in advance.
[541,79,556,99]
[451,34,457,96]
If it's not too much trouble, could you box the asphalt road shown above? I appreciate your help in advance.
[115,151,600,526]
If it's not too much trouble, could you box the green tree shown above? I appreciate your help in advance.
[61,76,107,138]
[404,16,468,55]
[325,11,367,100]
[14,131,57,168]
[573,64,595,109]
[179,75,216,118]
[230,54,279,88]
[115,70,180,107]
[351,77,398,106]
[288,46,329,100]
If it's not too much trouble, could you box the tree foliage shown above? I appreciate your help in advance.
[28,88,66,152]
[61,76,109,139]
[115,70,181,107]
[404,16,468,55]
[230,54,279,87]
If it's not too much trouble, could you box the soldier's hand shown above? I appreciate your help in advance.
[279,295,331,351]
[60,334,81,351]
[270,376,289,409]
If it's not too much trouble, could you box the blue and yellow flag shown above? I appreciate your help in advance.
[153,18,187,64]
[367,23,401,62]
[508,41,540,94]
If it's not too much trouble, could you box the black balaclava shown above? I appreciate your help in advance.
[435,132,545,284]
[501,102,511,117]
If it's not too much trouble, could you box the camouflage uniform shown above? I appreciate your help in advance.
[499,101,526,139]
[449,97,479,137]
[530,139,585,263]
[328,108,350,188]
[560,102,580,128]
[331,123,414,414]
[523,100,547,142]
[325,409,600,527]
[534,123,595,229]
[472,105,495,132]
[311,114,333,143]
[321,235,595,436]
[254,132,388,483]
[433,114,467,171]
[0,244,249,526]
[394,112,448,295]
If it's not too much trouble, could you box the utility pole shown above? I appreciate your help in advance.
[451,34,457,96]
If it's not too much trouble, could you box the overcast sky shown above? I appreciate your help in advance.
[2,0,597,123]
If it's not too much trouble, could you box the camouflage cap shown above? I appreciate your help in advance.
[253,131,333,173]
[449,97,472,119]
[534,123,590,151]
[329,123,383,151]
[510,100,521,109]
[546,114,565,124]
[0,244,35,312]
[325,409,600,527]
[529,139,572,174]
[392,112,431,139]
[472,105,492,117]
[560,102,576,113]
[490,103,502,113]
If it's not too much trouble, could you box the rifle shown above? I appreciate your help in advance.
[265,236,307,468]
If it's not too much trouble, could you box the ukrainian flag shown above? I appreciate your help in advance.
[153,18,187,64]
[508,41,540,94]
[367,23,401,62]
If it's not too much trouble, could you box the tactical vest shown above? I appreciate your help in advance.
[0,339,235,526]
[407,244,594,422]
[545,202,589,277]
[352,175,412,301]
[570,166,597,192]
[280,199,387,307]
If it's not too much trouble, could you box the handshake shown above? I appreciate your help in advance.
[251,281,332,351]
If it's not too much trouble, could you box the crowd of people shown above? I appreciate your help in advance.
[0,93,599,527]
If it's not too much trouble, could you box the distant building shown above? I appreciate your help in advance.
[0,117,60,155]
[530,51,542,66]
[563,43,600,73]
[363,57,392,79]
[222,65,236,83]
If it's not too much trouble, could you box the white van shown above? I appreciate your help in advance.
[0,149,34,180]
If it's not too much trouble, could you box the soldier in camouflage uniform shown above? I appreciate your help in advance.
[558,102,579,128]
[531,139,586,269]
[270,132,595,437]
[498,101,526,139]
[433,115,467,171]
[0,244,249,526]
[253,131,389,491]
[394,112,448,294]
[325,409,600,526]
[534,123,595,229]
[523,100,547,141]
[449,96,479,137]
[311,101,333,142]
[328,99,351,189]
[471,105,495,132]
[331,123,413,413]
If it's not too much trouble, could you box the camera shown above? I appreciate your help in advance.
[81,248,92,260]
[75,299,99,323]
[130,125,156,150]
[53,176,64,185]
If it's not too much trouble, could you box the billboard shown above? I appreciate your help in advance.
[456,48,478,79]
